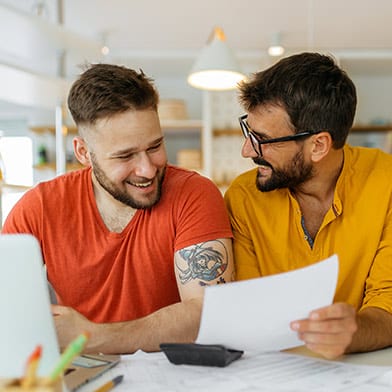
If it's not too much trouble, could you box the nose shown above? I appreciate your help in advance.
[134,152,157,178]
[241,137,260,158]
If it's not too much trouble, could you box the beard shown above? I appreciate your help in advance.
[254,150,314,192]
[90,153,166,209]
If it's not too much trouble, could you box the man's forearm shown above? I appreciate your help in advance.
[347,306,392,353]
[85,297,203,354]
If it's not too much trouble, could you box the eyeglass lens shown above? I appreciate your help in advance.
[239,118,261,156]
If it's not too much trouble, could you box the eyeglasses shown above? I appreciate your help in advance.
[239,114,321,156]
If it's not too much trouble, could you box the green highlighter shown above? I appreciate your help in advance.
[47,332,90,383]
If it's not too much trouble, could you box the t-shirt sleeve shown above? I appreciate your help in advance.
[173,174,232,251]
[361,192,392,313]
[2,187,42,237]
[224,183,262,280]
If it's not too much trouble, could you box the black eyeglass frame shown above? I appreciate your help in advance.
[239,114,322,156]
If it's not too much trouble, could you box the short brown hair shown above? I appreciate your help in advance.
[239,52,357,149]
[68,63,159,127]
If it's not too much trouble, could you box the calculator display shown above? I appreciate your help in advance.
[71,355,111,368]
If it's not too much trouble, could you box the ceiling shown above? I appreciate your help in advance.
[66,0,392,75]
[3,0,392,77]
[1,0,392,121]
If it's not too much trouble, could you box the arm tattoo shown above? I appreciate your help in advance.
[176,240,228,285]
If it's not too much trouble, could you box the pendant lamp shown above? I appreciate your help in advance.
[187,27,245,90]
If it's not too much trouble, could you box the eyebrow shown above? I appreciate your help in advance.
[246,120,270,139]
[111,136,164,157]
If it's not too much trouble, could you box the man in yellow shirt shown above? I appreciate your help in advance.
[225,52,392,359]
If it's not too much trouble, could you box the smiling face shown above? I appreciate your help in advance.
[80,109,167,209]
[241,105,314,192]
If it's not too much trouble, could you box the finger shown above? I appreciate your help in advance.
[309,303,355,321]
[291,317,357,334]
[296,330,353,359]
[298,328,353,344]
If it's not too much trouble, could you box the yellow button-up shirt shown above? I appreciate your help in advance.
[225,145,392,313]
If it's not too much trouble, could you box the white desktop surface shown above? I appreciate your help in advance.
[78,346,392,392]
[287,345,392,366]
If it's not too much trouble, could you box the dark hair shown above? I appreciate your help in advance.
[239,52,357,148]
[67,63,159,126]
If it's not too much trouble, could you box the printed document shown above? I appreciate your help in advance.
[82,350,392,392]
[196,254,338,352]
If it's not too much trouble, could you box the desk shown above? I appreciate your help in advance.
[78,346,392,392]
[287,345,392,366]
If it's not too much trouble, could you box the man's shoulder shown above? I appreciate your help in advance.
[348,144,391,160]
[160,165,224,208]
[165,164,216,187]
[346,145,392,175]
[226,168,258,194]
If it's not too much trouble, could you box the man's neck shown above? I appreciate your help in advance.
[291,148,344,240]
[292,148,344,204]
[91,174,137,233]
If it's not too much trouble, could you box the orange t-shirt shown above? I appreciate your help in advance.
[2,165,232,322]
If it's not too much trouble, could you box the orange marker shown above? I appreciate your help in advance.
[21,345,42,388]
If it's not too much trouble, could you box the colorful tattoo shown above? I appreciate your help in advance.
[176,240,228,284]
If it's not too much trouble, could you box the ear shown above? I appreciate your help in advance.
[309,132,333,163]
[73,137,91,166]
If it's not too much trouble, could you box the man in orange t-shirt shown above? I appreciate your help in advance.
[2,64,234,354]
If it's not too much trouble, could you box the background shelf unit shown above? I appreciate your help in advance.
[30,120,204,176]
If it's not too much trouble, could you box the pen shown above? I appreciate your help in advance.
[93,375,124,392]
[46,332,90,384]
[21,345,42,388]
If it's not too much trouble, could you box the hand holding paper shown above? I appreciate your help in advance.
[290,301,357,358]
[196,255,339,353]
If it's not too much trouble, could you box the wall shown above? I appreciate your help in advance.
[1,60,392,188]
[353,75,392,125]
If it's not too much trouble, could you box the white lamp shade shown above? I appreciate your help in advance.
[268,32,285,57]
[268,45,285,56]
[188,28,245,90]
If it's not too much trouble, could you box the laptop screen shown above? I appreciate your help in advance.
[0,234,60,377]
[0,233,121,391]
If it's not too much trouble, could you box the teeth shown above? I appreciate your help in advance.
[130,180,153,188]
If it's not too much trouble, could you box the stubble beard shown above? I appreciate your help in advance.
[91,154,166,209]
[254,150,314,192]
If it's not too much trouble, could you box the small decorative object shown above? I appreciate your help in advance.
[37,145,48,165]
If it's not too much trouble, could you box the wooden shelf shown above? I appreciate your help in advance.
[213,125,392,137]
[161,120,202,135]
[1,183,32,192]
[213,129,241,136]
[34,162,83,171]
[30,125,78,135]
[161,119,202,129]
[30,121,203,135]
[350,125,392,133]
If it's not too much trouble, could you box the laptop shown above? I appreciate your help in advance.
[0,234,120,390]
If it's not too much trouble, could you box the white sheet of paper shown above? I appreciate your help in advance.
[81,350,392,392]
[196,255,339,352]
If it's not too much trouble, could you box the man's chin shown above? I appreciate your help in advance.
[128,192,160,209]
[256,176,280,192]
[138,197,160,209]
